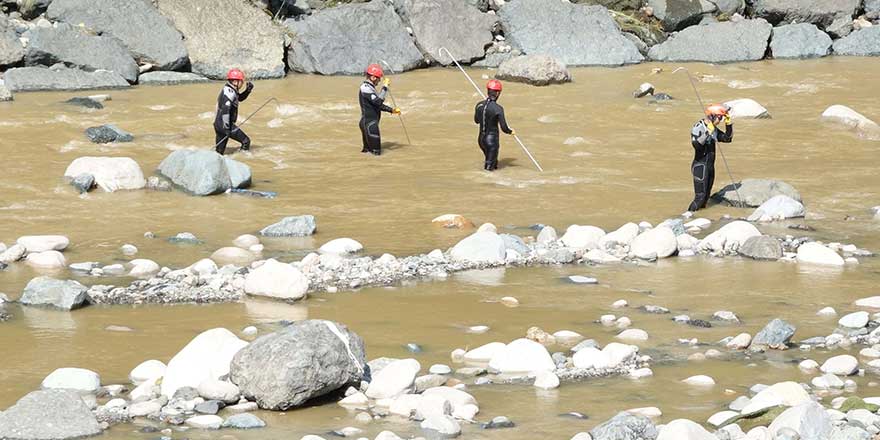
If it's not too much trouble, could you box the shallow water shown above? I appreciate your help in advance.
[1,57,879,438]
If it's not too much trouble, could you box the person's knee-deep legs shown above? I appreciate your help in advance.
[481,134,499,170]
[688,160,710,211]
[215,127,250,155]
[215,130,228,155]
[364,119,381,155]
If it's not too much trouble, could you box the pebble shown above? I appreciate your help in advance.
[429,364,452,375]
[798,359,819,371]
[569,275,598,284]
[121,244,138,255]
[713,311,740,322]
[616,329,648,341]
[817,307,837,317]
[242,326,258,337]
[355,412,372,424]
[500,297,519,307]
[600,315,616,326]
[612,299,628,308]
[682,375,715,386]
[615,317,632,329]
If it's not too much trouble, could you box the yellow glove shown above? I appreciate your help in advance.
[392,107,401,115]
[509,129,516,136]
[382,78,391,88]
[724,115,732,125]
[706,120,716,132]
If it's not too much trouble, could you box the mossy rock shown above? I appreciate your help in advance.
[721,405,786,430]
[839,397,880,413]
[572,0,644,12]
[610,10,667,46]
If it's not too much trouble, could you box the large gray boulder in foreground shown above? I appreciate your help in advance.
[649,19,772,62]
[396,0,497,65]
[712,179,801,208]
[832,27,880,56]
[158,0,285,79]
[0,390,101,440]
[4,65,129,92]
[157,150,252,196]
[751,0,860,28]
[20,277,90,310]
[230,320,366,410]
[496,55,572,86]
[770,23,832,59]
[590,411,659,440]
[47,0,188,71]
[285,1,424,75]
[499,0,643,66]
[260,215,317,237]
[25,25,139,83]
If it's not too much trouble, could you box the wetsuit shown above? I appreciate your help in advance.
[474,97,512,170]
[214,81,253,155]
[688,119,733,211]
[358,80,393,155]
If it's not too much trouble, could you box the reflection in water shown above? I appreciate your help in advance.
[244,299,309,323]
[22,306,78,333]
[454,268,506,286]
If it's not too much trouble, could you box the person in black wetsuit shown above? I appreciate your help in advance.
[474,79,514,171]
[214,68,254,155]
[688,104,733,212]
[358,63,400,156]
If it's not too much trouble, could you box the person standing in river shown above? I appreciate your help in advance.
[358,64,400,156]
[688,104,733,212]
[474,79,515,171]
[214,68,254,155]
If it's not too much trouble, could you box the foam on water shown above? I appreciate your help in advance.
[267,118,284,128]
[564,137,588,145]
[198,111,213,120]
[727,80,763,89]
[276,104,305,117]
[148,105,175,111]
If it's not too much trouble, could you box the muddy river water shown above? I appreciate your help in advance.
[1,58,879,439]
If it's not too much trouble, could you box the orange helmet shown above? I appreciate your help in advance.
[365,63,384,78]
[227,68,245,81]
[487,79,503,91]
[705,104,729,117]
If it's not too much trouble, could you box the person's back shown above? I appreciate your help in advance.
[473,80,513,171]
[475,99,509,136]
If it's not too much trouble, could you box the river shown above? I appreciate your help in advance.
[1,57,879,439]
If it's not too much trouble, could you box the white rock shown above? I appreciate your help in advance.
[797,242,845,266]
[338,391,369,408]
[746,426,770,440]
[615,317,632,329]
[536,226,557,244]
[603,343,639,366]
[846,409,880,429]
[861,348,880,359]
[821,105,879,130]
[429,364,452,375]
[244,258,309,300]
[25,250,67,269]
[569,275,598,284]
[657,418,717,440]
[798,359,819,371]
[839,311,870,329]
[415,394,453,419]
[129,360,166,385]
[464,342,506,363]
[161,328,248,397]
[129,259,160,277]
[747,195,805,222]
[584,249,622,264]
[422,387,478,409]
[629,368,653,379]
[420,415,461,437]
[811,374,844,389]
[600,314,616,326]
[375,432,402,440]
[741,382,810,415]
[102,263,125,274]
[676,234,700,252]
[210,247,255,264]
[767,401,832,440]
[320,238,363,254]
[682,375,715,386]
[197,379,240,403]
[817,307,838,317]
[727,333,752,349]
[41,368,101,393]
[559,225,606,249]
[708,410,740,427]
[452,403,479,420]
[189,258,218,276]
[698,221,761,253]
[185,414,223,429]
[467,325,490,334]
[599,223,639,249]
[820,355,859,376]
[449,231,506,264]
[450,349,466,363]
[570,434,593,440]
[16,235,70,253]
[684,218,711,229]
[573,343,637,369]
[365,359,421,399]
[488,338,555,373]
[233,234,260,249]
[500,296,519,306]
[724,98,770,119]
[64,157,147,192]
[389,393,421,417]
[611,299,628,308]
[241,326,258,337]
[630,226,677,259]
[856,296,880,308]
[120,244,138,255]
[552,330,584,345]
[616,329,649,341]
[628,407,662,419]
[533,371,560,389]
[130,377,159,401]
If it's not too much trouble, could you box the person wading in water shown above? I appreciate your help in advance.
[358,63,401,156]
[214,68,254,155]
[688,104,733,212]
[474,79,514,171]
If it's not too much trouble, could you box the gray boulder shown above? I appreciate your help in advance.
[751,0,859,28]
[500,234,530,256]
[590,411,659,440]
[138,71,209,86]
[221,413,266,429]
[829,425,871,440]
[496,55,572,86]
[47,0,188,71]
[867,0,880,15]
[0,15,24,68]
[0,82,12,102]
[710,0,744,16]
[0,390,102,440]
[157,149,252,196]
[751,318,796,350]
[3,65,129,92]
[64,97,103,109]
[472,51,519,68]
[712,179,802,208]
[25,24,139,83]
[230,320,366,410]
[70,173,95,194]
[738,236,783,260]
[395,0,497,65]
[158,0,285,79]
[85,124,133,143]
[260,215,317,237]
[832,27,880,56]
[20,277,90,310]
[770,23,832,58]
[826,16,853,38]
[499,0,643,66]
[648,19,772,62]
[647,0,703,31]
[285,1,423,75]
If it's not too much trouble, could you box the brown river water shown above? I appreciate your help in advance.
[1,57,879,439]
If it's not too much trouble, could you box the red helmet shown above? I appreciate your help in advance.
[705,103,728,117]
[487,79,503,91]
[227,69,245,81]
[365,63,384,78]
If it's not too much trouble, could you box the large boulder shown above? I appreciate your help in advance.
[697,221,761,253]
[230,320,366,410]
[3,65,129,92]
[0,15,24,68]
[47,0,188,71]
[768,401,832,440]
[20,277,89,310]
[712,179,802,207]
[244,259,309,301]
[833,26,880,56]
[747,195,805,222]
[821,105,878,130]
[285,1,423,75]
[797,242,845,266]
[157,0,285,79]
[260,215,317,237]
[395,0,496,65]
[449,231,506,264]
[738,235,783,260]
[157,149,252,196]
[629,226,677,259]
[646,0,703,31]
[41,368,101,393]
[560,225,606,249]
[64,157,146,192]
[487,338,555,373]
[161,328,249,397]
[590,411,659,440]
[770,23,832,59]
[25,24,139,83]
[751,0,860,28]
[365,359,421,399]
[0,390,101,440]
[498,0,643,66]
[16,235,69,253]
[495,55,572,86]
[648,19,772,62]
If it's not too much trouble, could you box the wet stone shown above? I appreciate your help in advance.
[481,416,515,429]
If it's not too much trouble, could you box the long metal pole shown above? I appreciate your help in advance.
[213,97,278,151]
[438,47,544,172]
[379,60,412,145]
[673,67,743,208]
